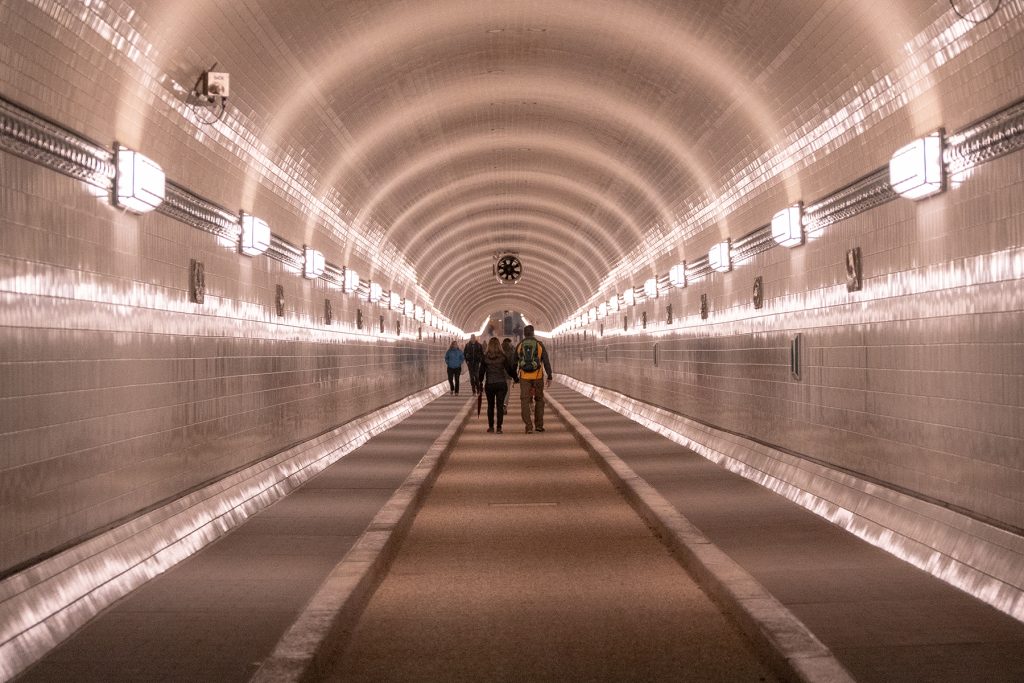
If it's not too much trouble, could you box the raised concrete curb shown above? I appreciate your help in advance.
[549,394,857,683]
[0,383,450,683]
[251,399,474,682]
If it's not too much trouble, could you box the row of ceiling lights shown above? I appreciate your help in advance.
[562,131,945,329]
[111,145,459,334]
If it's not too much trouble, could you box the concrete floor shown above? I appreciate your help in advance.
[328,403,777,682]
[551,386,1024,683]
[17,386,1024,682]
[17,398,466,682]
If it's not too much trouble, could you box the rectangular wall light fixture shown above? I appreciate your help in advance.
[889,132,945,199]
[304,248,325,279]
[389,291,401,309]
[114,146,165,213]
[709,240,732,273]
[344,267,360,293]
[643,277,658,299]
[598,302,607,318]
[771,203,804,247]
[404,300,414,317]
[669,263,687,288]
[239,213,271,256]
[623,287,636,307]
[608,295,620,312]
[415,305,424,322]
[369,282,382,302]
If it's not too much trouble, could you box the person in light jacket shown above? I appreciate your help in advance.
[444,341,464,395]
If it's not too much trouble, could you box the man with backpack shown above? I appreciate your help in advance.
[515,325,553,433]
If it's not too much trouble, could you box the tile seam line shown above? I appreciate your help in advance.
[548,393,857,683]
[250,397,474,683]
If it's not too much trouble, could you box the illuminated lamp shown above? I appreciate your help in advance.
[304,247,325,279]
[389,292,401,309]
[369,282,382,302]
[889,132,944,199]
[415,305,424,322]
[643,278,658,299]
[598,302,607,318]
[608,295,620,312]
[771,204,804,248]
[114,146,165,213]
[579,314,587,327]
[669,263,687,288]
[709,240,731,273]
[404,300,414,316]
[622,287,635,307]
[588,307,598,322]
[239,213,271,256]
[343,267,359,293]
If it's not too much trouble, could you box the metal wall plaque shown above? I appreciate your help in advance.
[846,247,862,291]
[275,285,285,317]
[790,333,802,380]
[666,303,673,324]
[753,276,764,309]
[700,293,708,319]
[189,259,205,304]
[356,309,363,329]
[324,298,333,325]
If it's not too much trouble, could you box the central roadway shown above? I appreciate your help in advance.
[327,396,777,682]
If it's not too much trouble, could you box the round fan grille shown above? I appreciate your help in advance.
[495,254,523,284]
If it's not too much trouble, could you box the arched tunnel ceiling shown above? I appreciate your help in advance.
[154,0,927,331]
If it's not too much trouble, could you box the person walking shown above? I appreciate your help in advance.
[501,337,516,411]
[444,341,464,395]
[477,337,518,433]
[463,334,484,395]
[515,325,553,433]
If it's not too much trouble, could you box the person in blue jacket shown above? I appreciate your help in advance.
[444,341,465,395]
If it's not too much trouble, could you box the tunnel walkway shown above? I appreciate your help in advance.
[325,393,775,682]
[16,384,1024,682]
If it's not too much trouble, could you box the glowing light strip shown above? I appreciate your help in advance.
[0,382,451,681]
[558,376,1024,623]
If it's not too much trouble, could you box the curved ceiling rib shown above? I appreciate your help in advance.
[135,1,930,333]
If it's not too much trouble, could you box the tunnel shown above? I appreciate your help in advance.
[1,1,1023,681]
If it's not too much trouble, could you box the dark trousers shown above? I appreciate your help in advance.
[520,378,545,429]
[467,362,482,393]
[484,382,508,429]
[447,367,460,393]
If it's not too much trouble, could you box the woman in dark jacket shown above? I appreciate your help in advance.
[477,337,518,433]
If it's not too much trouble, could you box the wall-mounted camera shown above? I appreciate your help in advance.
[186,63,229,124]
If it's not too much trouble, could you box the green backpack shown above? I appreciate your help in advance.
[519,338,541,373]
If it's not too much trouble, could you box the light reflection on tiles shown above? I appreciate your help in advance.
[559,375,1024,623]
[0,381,448,682]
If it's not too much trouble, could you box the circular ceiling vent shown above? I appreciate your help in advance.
[494,254,523,284]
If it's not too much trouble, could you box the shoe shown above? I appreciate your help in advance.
[496,427,502,434]
[536,426,545,432]
[525,427,533,434]
[487,427,494,433]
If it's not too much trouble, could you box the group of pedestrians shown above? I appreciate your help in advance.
[444,325,553,434]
